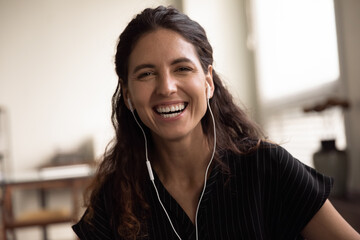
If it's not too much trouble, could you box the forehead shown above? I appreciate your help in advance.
[128,28,200,68]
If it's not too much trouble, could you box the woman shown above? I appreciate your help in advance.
[73,6,360,240]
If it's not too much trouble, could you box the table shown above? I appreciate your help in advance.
[0,167,93,240]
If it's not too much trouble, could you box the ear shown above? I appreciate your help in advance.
[121,79,134,111]
[205,65,214,99]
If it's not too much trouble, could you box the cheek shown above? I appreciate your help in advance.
[192,82,207,102]
[131,94,153,125]
[189,86,208,115]
[129,83,152,106]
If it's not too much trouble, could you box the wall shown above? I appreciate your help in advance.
[335,0,360,192]
[0,0,180,173]
[182,0,258,114]
[0,0,180,239]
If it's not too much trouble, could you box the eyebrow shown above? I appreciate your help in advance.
[132,57,195,74]
[170,57,194,65]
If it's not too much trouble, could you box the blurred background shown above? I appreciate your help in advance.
[0,0,359,239]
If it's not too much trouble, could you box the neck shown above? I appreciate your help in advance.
[150,125,212,185]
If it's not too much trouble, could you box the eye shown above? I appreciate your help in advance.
[176,67,193,72]
[137,71,155,80]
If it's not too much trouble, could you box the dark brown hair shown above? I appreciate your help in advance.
[85,6,263,240]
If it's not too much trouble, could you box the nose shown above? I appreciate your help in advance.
[155,71,177,96]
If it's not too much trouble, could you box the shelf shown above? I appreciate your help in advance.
[7,209,72,228]
[1,173,93,240]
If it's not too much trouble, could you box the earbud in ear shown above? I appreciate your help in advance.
[127,98,134,112]
[206,82,211,99]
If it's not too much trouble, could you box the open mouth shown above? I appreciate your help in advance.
[154,102,188,118]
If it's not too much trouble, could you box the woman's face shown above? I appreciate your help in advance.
[124,28,213,142]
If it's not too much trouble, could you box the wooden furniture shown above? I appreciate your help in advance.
[1,168,93,240]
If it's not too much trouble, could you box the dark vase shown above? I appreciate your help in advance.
[313,139,348,198]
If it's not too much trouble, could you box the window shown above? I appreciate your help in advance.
[251,0,346,166]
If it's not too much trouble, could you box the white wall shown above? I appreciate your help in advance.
[0,0,180,174]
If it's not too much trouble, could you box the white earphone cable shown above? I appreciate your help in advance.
[130,108,182,240]
[129,90,216,240]
[195,96,216,240]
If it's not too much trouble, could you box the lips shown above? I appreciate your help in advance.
[154,102,188,118]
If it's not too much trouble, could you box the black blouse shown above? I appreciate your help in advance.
[73,143,333,239]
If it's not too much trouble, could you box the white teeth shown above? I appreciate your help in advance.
[160,112,182,118]
[156,103,185,114]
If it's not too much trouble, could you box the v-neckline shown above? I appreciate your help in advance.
[151,163,220,237]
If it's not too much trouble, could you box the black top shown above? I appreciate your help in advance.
[72,143,333,239]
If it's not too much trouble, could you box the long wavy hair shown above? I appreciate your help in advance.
[85,6,264,240]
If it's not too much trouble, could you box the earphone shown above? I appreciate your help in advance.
[127,98,134,112]
[127,98,154,180]
[127,82,216,240]
[206,82,211,99]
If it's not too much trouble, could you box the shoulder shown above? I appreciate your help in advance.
[224,141,293,173]
[72,179,116,240]
[224,141,334,238]
[227,140,332,184]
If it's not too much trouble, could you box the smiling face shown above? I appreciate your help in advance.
[124,28,213,142]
